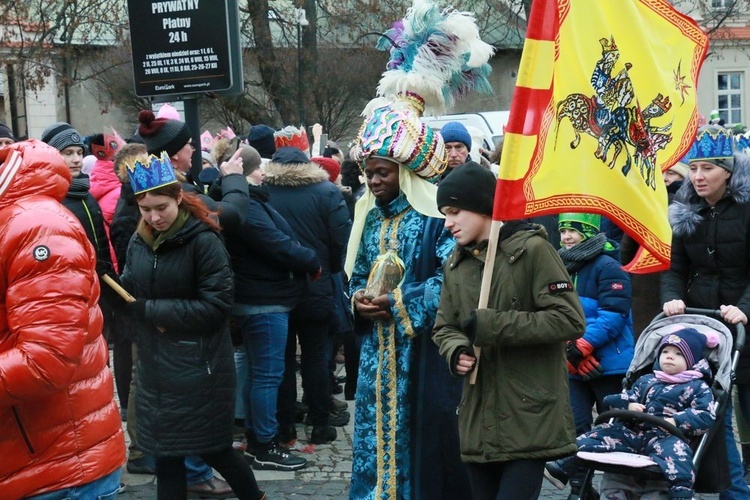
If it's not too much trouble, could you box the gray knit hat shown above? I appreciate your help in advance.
[41,122,84,152]
[137,110,191,157]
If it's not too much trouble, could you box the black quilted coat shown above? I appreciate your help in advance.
[121,213,235,456]
[661,154,750,383]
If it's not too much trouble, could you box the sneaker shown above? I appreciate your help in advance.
[186,477,233,499]
[252,442,307,471]
[310,425,337,444]
[544,461,568,490]
[127,455,156,475]
[118,483,126,494]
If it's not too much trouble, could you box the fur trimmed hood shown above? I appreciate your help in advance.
[669,153,750,237]
[263,160,329,187]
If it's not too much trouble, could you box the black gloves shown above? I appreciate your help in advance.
[125,299,147,319]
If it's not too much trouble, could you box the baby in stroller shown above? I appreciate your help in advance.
[548,326,719,499]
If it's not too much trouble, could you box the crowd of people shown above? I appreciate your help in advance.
[4,105,750,500]
[5,4,750,500]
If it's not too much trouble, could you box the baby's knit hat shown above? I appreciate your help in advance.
[658,327,708,368]
[137,110,191,157]
[41,122,85,152]
[436,161,495,216]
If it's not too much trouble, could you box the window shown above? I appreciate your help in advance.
[712,0,735,9]
[717,72,743,125]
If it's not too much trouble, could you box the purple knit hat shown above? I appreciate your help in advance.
[658,327,707,368]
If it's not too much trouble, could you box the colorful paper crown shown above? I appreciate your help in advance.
[91,131,125,161]
[353,93,447,181]
[686,125,734,163]
[274,126,309,154]
[735,133,750,156]
[126,152,179,195]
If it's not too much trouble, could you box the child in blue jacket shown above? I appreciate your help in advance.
[558,213,635,434]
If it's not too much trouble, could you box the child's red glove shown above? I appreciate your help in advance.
[566,338,594,369]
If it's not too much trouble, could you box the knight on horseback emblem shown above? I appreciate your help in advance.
[556,36,673,190]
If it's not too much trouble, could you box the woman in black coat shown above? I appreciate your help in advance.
[120,152,264,500]
[661,125,750,498]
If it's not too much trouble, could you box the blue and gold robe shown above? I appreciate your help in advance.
[349,193,465,499]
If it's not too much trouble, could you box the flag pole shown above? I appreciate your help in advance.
[469,218,503,385]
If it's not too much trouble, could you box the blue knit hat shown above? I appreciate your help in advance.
[247,125,277,159]
[658,327,707,368]
[440,121,471,150]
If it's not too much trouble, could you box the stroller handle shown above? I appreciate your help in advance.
[654,308,746,353]
[594,409,687,442]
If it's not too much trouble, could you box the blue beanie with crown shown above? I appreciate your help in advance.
[440,121,471,150]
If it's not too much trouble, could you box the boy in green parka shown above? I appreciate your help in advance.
[432,161,586,499]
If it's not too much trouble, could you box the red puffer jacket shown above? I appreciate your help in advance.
[0,140,125,499]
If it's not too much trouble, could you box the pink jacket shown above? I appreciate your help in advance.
[89,158,121,270]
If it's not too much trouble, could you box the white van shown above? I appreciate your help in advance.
[421,111,510,162]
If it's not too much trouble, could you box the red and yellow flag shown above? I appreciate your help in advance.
[494,0,708,273]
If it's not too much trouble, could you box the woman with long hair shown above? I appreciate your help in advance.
[120,151,265,500]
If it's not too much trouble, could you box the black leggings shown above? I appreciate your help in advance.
[465,459,545,500]
[156,447,263,500]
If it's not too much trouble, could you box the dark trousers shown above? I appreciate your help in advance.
[278,302,334,427]
[569,374,624,434]
[156,447,262,500]
[465,459,545,500]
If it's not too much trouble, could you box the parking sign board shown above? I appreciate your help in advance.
[128,0,241,97]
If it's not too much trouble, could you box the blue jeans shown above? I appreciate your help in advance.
[568,375,624,434]
[720,398,750,499]
[25,469,121,500]
[185,455,213,487]
[237,312,289,442]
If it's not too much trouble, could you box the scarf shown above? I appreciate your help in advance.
[137,206,190,251]
[653,369,703,383]
[67,175,91,199]
[558,233,608,275]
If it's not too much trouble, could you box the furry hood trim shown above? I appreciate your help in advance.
[669,153,750,237]
[263,160,329,187]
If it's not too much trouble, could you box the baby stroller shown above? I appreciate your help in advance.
[569,308,745,500]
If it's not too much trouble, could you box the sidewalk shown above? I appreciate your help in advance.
[118,396,354,499]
